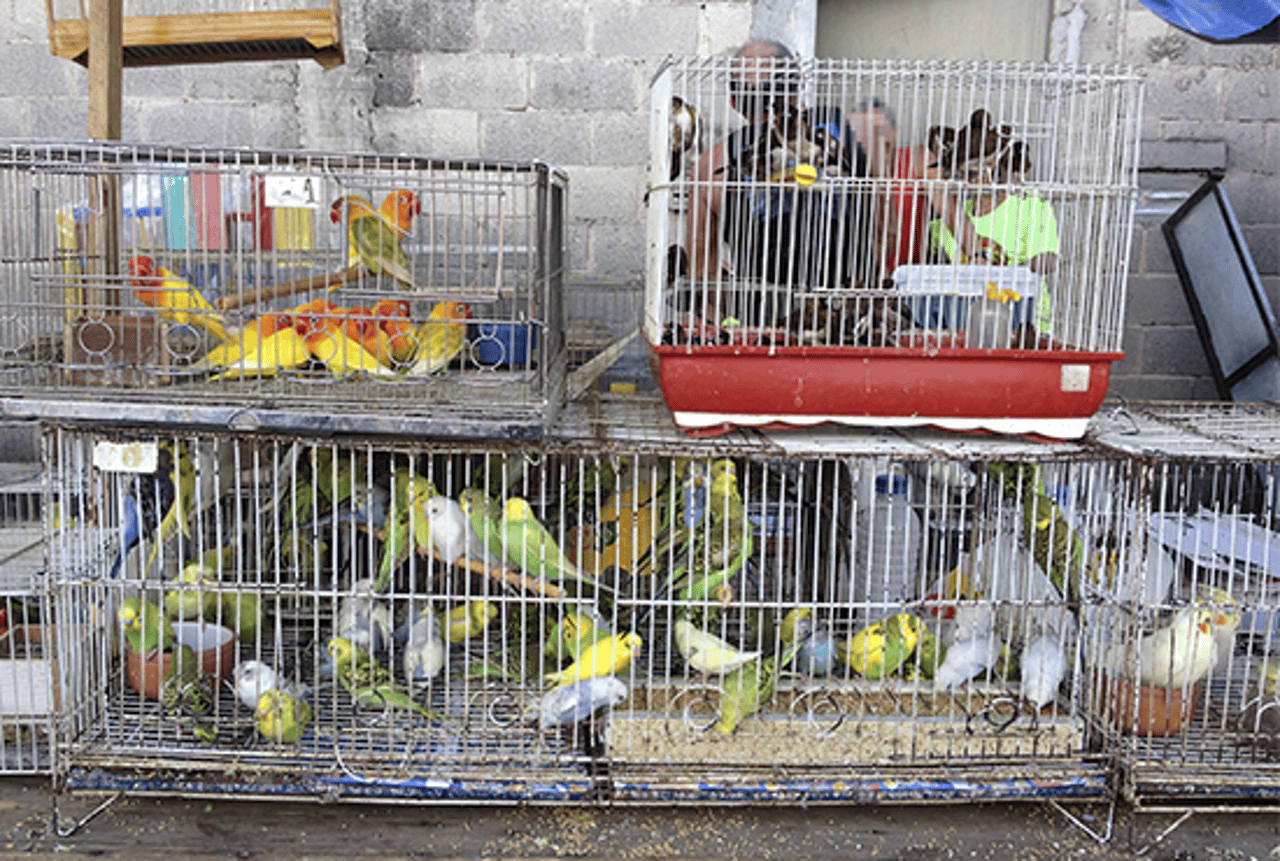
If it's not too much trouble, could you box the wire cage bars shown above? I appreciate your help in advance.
[0,462,53,774]
[41,406,1125,804]
[0,141,568,439]
[646,58,1144,438]
[46,0,345,68]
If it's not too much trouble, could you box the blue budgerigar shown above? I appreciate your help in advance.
[793,617,836,678]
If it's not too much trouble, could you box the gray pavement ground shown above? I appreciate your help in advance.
[0,777,1274,860]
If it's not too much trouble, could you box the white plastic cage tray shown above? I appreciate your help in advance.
[892,264,1041,300]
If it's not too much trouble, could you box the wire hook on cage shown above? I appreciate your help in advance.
[792,688,846,736]
[669,684,722,734]
[963,694,1022,734]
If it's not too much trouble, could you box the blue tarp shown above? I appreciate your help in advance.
[1139,0,1280,39]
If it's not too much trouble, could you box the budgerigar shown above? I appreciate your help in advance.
[424,495,503,567]
[673,619,760,677]
[717,638,801,734]
[838,613,922,680]
[544,608,613,663]
[1019,633,1068,708]
[403,606,447,685]
[438,600,498,644]
[544,632,642,687]
[536,676,628,731]
[793,617,836,677]
[328,636,435,718]
[500,498,608,592]
[232,660,309,711]
[161,644,217,743]
[256,689,313,743]
[334,578,394,652]
[163,561,220,623]
[118,597,175,654]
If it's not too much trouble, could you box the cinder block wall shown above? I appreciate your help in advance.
[1069,0,1280,400]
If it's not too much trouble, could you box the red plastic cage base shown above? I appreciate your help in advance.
[649,343,1121,439]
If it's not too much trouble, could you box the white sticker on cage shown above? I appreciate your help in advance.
[93,440,158,474]
[262,176,324,209]
[1060,364,1091,392]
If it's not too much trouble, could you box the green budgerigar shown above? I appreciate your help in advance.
[328,636,437,718]
[160,644,217,743]
[118,596,175,654]
[717,639,800,734]
[500,498,609,593]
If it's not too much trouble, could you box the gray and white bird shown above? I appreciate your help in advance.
[232,660,309,710]
[1019,633,1067,708]
[424,495,502,567]
[402,605,447,686]
[335,578,394,652]
[536,676,628,731]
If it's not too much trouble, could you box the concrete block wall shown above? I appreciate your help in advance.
[1060,0,1280,401]
[0,1,754,284]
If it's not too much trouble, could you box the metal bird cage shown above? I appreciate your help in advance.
[0,141,568,439]
[646,58,1144,438]
[46,0,344,68]
[41,399,1125,806]
[0,462,54,774]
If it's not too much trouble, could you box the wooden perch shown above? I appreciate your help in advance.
[439,550,567,600]
[216,265,363,311]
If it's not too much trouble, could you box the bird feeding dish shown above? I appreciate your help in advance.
[472,322,537,367]
[1101,672,1200,737]
[125,622,237,700]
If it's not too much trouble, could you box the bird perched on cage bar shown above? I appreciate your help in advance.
[1135,606,1218,690]
[329,190,419,289]
[128,254,228,343]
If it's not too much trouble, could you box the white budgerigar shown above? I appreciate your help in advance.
[335,578,394,652]
[1019,633,1068,708]
[536,676,628,731]
[933,635,1002,691]
[402,605,447,685]
[424,495,503,567]
[232,660,309,710]
[673,619,760,677]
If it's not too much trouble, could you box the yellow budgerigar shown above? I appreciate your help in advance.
[544,632,642,687]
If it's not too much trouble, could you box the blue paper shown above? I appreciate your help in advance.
[1139,0,1280,40]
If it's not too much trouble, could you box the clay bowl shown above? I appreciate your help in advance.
[125,621,236,700]
[1102,672,1200,737]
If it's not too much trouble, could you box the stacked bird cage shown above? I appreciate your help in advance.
[46,0,345,68]
[0,141,568,439]
[646,58,1143,438]
[46,402,1130,805]
[0,461,53,774]
[1080,403,1280,809]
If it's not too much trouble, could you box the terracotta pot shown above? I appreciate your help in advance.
[1102,672,1200,737]
[125,621,236,700]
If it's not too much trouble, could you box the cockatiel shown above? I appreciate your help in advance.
[1136,607,1218,690]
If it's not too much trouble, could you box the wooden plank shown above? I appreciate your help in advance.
[48,10,343,67]
[87,0,122,140]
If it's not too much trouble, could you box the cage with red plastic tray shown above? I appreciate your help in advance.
[644,57,1143,439]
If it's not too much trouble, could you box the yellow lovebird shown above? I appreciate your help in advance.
[302,328,398,377]
[128,254,228,342]
[211,325,310,380]
[256,689,313,743]
[545,631,642,687]
[406,301,470,375]
[438,600,498,644]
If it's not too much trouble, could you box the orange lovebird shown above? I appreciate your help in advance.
[406,301,469,376]
[128,255,228,342]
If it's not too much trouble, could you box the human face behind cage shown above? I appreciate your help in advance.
[728,56,801,122]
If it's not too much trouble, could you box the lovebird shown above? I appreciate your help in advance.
[501,497,608,592]
[211,324,311,380]
[128,254,228,342]
[335,578,394,652]
[193,311,292,371]
[424,495,502,567]
[1136,606,1218,690]
[256,689,313,744]
[544,631,642,687]
[406,301,470,376]
[536,676,628,731]
[328,636,435,718]
[793,617,836,677]
[838,613,922,680]
[1019,633,1067,708]
[161,644,217,743]
[673,619,760,677]
[438,599,498,644]
[403,606,447,685]
[330,191,419,288]
[118,597,175,654]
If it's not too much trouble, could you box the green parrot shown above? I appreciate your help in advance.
[913,627,947,680]
[217,589,263,642]
[458,488,504,561]
[163,561,220,623]
[331,193,419,289]
[500,497,610,593]
[256,689,313,744]
[987,463,1084,603]
[438,600,498,644]
[160,644,217,743]
[328,636,437,719]
[717,639,800,734]
[543,608,614,663]
[145,440,197,573]
[374,469,435,591]
[118,596,175,654]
